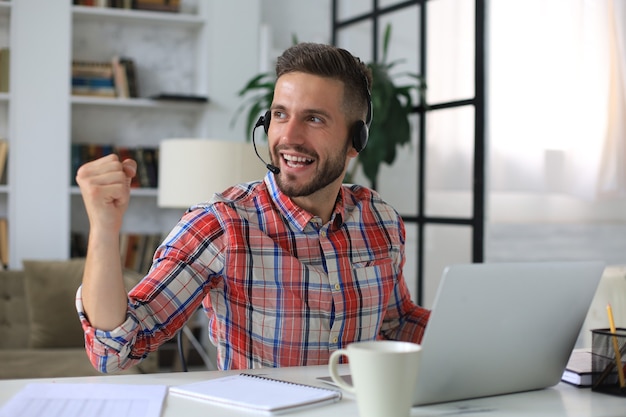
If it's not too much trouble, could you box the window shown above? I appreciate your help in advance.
[332,0,486,306]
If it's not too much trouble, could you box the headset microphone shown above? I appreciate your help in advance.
[253,114,280,175]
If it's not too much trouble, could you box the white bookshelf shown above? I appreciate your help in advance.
[5,1,261,268]
[69,3,212,244]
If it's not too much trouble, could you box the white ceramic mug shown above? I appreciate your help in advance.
[328,340,422,417]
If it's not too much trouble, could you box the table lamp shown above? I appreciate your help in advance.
[158,138,269,209]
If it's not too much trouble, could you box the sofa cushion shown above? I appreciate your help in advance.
[23,259,145,349]
[23,259,87,348]
[0,270,30,349]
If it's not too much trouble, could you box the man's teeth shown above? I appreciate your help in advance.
[284,154,313,167]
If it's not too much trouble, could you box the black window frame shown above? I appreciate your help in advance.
[331,0,486,305]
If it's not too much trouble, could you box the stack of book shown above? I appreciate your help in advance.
[71,60,115,98]
[71,56,138,98]
[71,143,159,188]
[562,349,594,387]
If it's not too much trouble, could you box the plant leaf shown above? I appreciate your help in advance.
[232,73,276,138]
[382,23,392,64]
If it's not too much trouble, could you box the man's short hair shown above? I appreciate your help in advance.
[275,43,372,125]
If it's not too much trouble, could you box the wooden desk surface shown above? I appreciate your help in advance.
[0,365,624,416]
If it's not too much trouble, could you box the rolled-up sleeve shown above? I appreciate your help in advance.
[76,285,148,373]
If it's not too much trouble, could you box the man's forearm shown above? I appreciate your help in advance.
[81,229,129,330]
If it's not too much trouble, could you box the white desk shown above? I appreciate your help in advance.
[0,365,624,416]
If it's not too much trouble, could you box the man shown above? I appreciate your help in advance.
[75,42,430,372]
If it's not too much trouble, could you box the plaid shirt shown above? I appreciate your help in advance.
[77,173,430,372]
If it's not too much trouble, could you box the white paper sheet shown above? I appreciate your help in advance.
[0,383,167,417]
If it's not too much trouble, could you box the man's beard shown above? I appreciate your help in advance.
[273,142,350,198]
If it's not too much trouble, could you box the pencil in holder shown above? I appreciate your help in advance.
[591,328,626,396]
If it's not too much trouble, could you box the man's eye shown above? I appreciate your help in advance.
[310,116,322,123]
[273,111,286,119]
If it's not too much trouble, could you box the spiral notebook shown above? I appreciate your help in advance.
[169,373,342,414]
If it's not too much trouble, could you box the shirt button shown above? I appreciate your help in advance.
[334,283,340,291]
[332,336,338,343]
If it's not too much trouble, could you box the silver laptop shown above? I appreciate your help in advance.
[412,261,604,405]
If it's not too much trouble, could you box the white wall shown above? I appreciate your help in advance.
[260,0,331,53]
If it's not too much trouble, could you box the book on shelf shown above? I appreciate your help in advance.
[112,56,138,98]
[112,0,134,9]
[72,76,115,89]
[72,231,161,273]
[111,55,129,98]
[74,0,128,7]
[134,0,180,13]
[72,88,117,98]
[72,57,138,99]
[70,232,88,258]
[120,233,140,272]
[117,145,158,188]
[119,232,162,273]
[75,0,179,12]
[133,146,151,188]
[114,146,142,188]
[71,144,158,189]
[0,139,8,185]
[169,373,342,414]
[71,143,115,185]
[142,147,159,188]
[0,47,9,93]
[0,218,8,269]
[121,57,139,98]
[72,60,114,78]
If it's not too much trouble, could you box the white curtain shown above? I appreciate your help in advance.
[489,0,625,200]
[597,0,626,198]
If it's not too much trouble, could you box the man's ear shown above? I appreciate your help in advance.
[347,146,360,159]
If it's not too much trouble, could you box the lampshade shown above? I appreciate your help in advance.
[158,139,269,208]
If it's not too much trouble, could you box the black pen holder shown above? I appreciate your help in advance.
[591,328,626,396]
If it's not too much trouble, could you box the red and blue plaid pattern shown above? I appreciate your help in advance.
[77,173,430,372]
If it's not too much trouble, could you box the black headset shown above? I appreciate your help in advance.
[258,77,373,153]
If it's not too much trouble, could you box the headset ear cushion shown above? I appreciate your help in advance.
[263,110,271,134]
[351,120,369,153]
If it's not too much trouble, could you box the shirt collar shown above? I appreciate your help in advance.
[264,172,345,232]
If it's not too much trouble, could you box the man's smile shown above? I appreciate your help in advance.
[281,152,315,169]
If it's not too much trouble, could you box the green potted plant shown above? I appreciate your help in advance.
[233,24,425,190]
